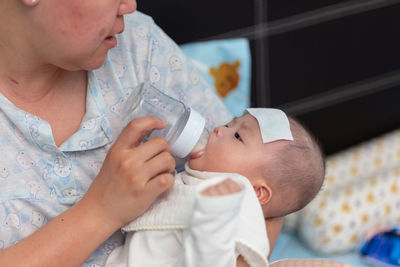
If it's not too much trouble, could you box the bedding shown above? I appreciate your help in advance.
[270,231,368,267]
[277,128,400,265]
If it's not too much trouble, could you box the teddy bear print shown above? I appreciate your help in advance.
[3,213,20,229]
[53,157,72,178]
[82,119,96,131]
[209,60,241,98]
[31,211,45,228]
[16,151,35,170]
[0,165,8,178]
[26,181,41,198]
[169,56,182,71]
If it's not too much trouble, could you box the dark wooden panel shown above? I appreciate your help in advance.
[268,4,400,106]
[137,0,258,44]
[292,86,400,155]
[267,0,351,20]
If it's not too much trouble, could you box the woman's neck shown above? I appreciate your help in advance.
[0,36,64,100]
[0,65,88,147]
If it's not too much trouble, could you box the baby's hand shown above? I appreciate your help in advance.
[201,178,242,196]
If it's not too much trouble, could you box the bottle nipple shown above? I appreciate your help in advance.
[170,108,207,158]
[191,128,209,153]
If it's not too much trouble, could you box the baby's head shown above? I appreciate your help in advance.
[189,108,325,218]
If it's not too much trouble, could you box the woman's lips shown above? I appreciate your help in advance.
[104,36,117,48]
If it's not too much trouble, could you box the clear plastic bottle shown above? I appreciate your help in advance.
[123,83,209,158]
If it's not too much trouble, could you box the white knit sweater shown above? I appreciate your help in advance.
[105,164,269,267]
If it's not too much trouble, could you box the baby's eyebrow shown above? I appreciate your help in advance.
[232,117,251,131]
[241,122,250,130]
[226,117,239,126]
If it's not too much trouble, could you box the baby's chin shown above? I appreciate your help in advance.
[188,150,205,170]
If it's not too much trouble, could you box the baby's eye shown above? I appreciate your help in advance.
[224,124,229,128]
[235,132,242,141]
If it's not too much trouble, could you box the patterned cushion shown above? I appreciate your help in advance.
[180,38,251,117]
[284,129,400,254]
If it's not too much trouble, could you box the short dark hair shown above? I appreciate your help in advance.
[265,117,325,218]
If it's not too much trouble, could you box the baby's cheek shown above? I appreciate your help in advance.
[188,153,214,172]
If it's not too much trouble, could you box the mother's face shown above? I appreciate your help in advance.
[26,0,136,70]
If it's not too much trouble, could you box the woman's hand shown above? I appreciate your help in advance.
[82,116,176,229]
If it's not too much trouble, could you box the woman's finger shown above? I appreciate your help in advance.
[127,150,175,184]
[116,116,167,148]
[144,172,175,200]
[133,136,171,162]
[138,150,176,178]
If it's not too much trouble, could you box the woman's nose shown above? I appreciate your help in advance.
[119,0,137,15]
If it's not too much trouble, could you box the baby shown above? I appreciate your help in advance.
[105,108,325,267]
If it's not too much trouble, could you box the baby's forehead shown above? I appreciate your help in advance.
[244,108,293,144]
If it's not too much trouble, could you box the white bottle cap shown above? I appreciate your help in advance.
[171,108,205,158]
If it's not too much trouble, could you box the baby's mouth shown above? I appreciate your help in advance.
[189,150,204,159]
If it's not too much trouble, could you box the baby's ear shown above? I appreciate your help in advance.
[253,183,272,205]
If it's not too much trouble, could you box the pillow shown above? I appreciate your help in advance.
[180,38,251,117]
[285,129,400,254]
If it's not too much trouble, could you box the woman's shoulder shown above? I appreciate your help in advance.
[123,11,156,28]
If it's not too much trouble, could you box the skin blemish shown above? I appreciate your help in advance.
[8,76,19,85]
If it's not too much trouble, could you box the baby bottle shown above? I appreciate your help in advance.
[123,83,209,158]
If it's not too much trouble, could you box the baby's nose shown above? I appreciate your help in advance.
[213,126,225,137]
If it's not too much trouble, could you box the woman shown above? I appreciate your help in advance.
[0,0,281,266]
